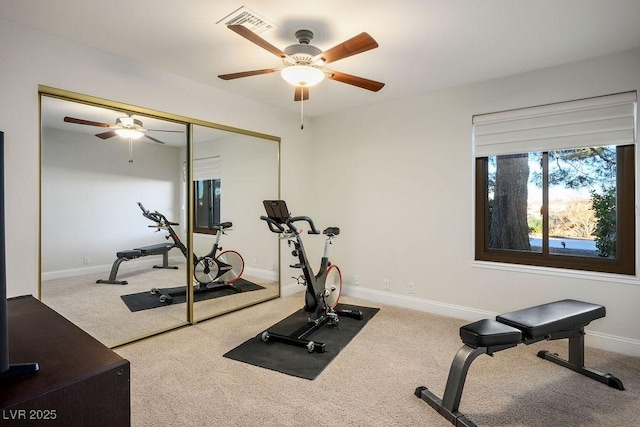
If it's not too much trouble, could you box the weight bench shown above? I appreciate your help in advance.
[415,299,624,427]
[96,242,177,285]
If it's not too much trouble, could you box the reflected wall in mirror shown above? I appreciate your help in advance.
[191,125,280,322]
[40,94,190,347]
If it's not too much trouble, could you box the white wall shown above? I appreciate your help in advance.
[311,47,640,355]
[0,18,312,298]
[41,126,183,277]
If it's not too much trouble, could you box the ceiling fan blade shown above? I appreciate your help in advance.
[218,68,280,80]
[327,71,385,92]
[144,135,166,144]
[316,32,379,64]
[64,116,112,128]
[95,130,117,139]
[294,87,310,102]
[227,25,286,58]
[145,129,185,133]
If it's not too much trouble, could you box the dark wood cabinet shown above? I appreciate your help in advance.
[0,295,130,426]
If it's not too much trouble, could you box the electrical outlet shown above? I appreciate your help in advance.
[408,282,416,295]
[383,279,390,290]
[83,257,90,265]
[354,275,360,286]
[252,258,258,267]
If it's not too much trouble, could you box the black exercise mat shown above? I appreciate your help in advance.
[223,304,379,380]
[120,278,265,312]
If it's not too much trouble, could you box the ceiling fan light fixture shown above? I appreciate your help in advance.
[114,117,145,139]
[115,128,144,139]
[281,65,325,87]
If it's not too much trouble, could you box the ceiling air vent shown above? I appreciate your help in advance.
[217,6,276,34]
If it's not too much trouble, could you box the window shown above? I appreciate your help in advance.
[193,157,221,235]
[474,92,636,275]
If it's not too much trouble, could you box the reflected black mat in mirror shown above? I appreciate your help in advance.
[120,278,265,312]
[223,304,379,380]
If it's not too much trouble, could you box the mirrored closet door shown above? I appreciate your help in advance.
[191,124,280,322]
[40,88,281,347]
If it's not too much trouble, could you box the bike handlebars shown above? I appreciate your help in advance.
[137,201,150,216]
[260,215,285,233]
[138,202,179,226]
[260,214,320,234]
[138,202,159,221]
[290,216,320,234]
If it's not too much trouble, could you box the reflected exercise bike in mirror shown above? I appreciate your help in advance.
[139,202,245,303]
[260,200,363,353]
[103,202,245,304]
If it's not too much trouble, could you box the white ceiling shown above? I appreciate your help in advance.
[4,1,640,118]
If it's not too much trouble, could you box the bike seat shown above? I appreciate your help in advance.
[213,222,233,230]
[323,227,340,237]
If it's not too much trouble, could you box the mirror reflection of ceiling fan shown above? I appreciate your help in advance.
[218,25,385,101]
[63,116,184,144]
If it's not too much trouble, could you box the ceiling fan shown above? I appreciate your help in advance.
[218,25,385,101]
[63,115,183,144]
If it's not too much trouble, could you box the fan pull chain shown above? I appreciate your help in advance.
[128,138,134,164]
[300,92,304,130]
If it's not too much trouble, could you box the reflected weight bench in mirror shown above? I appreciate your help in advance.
[415,299,624,427]
[96,242,177,285]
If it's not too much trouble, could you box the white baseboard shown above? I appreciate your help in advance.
[242,267,278,282]
[42,265,109,281]
[342,285,640,357]
[42,260,277,284]
[281,280,304,297]
[42,256,185,281]
[342,285,496,320]
[585,331,640,357]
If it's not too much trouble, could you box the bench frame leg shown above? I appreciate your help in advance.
[152,251,178,270]
[415,342,517,426]
[415,344,487,427]
[537,329,625,390]
[97,249,177,285]
[96,257,129,285]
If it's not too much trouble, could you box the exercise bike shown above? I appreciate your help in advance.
[260,200,363,353]
[138,202,245,304]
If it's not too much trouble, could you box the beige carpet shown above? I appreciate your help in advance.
[115,294,640,426]
[41,263,278,347]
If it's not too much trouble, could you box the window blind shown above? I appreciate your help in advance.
[193,156,220,181]
[473,92,636,157]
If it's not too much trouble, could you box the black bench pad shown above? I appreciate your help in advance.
[133,243,175,255]
[460,319,522,348]
[496,299,605,341]
[116,249,142,259]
